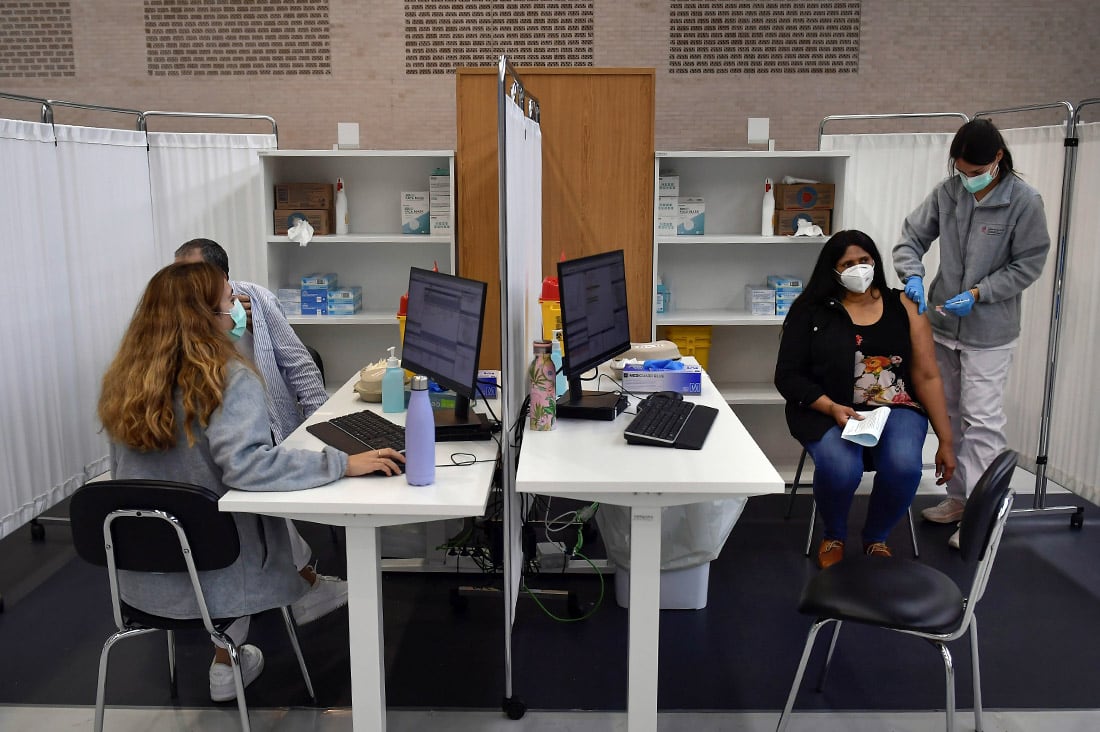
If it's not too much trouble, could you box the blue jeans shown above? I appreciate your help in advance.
[804,407,928,545]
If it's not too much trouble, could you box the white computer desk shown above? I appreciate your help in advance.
[219,373,498,732]
[515,364,784,732]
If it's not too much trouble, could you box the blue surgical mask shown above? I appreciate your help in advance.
[958,163,998,194]
[227,298,247,341]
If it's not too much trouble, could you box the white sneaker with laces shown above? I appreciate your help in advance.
[291,572,349,625]
[948,525,961,550]
[922,497,966,524]
[209,644,264,702]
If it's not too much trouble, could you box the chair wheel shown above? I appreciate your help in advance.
[30,522,46,541]
[1070,508,1084,530]
[502,695,527,720]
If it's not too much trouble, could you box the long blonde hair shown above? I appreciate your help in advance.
[99,262,249,451]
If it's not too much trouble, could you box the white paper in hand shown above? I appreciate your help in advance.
[841,406,892,447]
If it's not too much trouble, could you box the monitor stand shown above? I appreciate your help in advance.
[556,390,628,421]
[433,397,493,441]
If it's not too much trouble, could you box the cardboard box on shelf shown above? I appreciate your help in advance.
[658,175,679,197]
[775,183,835,210]
[275,182,334,210]
[774,209,831,236]
[401,191,430,234]
[274,209,334,236]
[745,285,776,315]
[301,272,339,288]
[677,197,705,236]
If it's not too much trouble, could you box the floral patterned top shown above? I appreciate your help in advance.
[852,305,924,412]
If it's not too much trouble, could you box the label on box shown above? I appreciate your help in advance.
[745,285,775,304]
[429,191,450,211]
[750,301,776,316]
[621,363,703,394]
[328,302,361,315]
[658,175,680,197]
[476,369,499,397]
[429,174,451,193]
[277,288,301,302]
[767,275,803,289]
[302,273,338,288]
[401,191,430,234]
[429,214,451,236]
[775,183,835,210]
[300,303,329,316]
[776,302,793,317]
[329,286,361,302]
[657,197,678,217]
[774,288,802,303]
[657,219,677,236]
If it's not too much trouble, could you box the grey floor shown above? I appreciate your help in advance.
[3,706,1100,731]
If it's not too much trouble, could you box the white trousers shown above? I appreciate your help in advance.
[217,520,313,649]
[935,341,1015,503]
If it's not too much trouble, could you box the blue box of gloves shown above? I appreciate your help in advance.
[621,361,702,394]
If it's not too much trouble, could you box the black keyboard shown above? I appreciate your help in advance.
[623,394,718,450]
[306,410,405,454]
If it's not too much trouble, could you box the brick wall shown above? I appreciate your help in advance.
[0,0,1096,149]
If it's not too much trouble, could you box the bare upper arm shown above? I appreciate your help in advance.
[903,295,938,380]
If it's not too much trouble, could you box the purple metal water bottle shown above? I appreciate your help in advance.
[404,375,436,486]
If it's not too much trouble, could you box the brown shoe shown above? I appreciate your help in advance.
[817,539,845,569]
[864,541,892,558]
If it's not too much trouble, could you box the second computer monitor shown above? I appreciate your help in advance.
[556,249,631,419]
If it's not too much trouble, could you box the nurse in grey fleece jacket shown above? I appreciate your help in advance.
[893,119,1050,547]
[98,261,404,701]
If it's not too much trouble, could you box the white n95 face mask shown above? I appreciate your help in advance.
[836,263,874,294]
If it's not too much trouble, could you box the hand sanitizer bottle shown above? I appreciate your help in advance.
[656,276,670,314]
[381,347,405,413]
[335,177,349,235]
[404,375,436,485]
[761,177,775,237]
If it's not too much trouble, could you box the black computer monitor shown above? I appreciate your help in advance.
[556,250,632,420]
[400,267,492,439]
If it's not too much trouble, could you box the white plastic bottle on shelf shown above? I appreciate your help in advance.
[761,177,775,237]
[404,375,436,486]
[335,177,349,235]
[381,347,405,413]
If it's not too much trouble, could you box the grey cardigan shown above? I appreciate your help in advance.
[893,172,1050,348]
[110,361,348,620]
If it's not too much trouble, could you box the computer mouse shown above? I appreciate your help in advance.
[652,390,683,402]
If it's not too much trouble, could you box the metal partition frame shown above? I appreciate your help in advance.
[496,54,540,721]
[817,111,970,148]
[971,102,1082,523]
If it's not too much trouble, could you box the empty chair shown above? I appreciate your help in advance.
[776,449,1017,732]
[70,479,316,732]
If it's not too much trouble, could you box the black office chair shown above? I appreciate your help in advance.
[785,446,920,558]
[70,479,316,732]
[776,449,1017,732]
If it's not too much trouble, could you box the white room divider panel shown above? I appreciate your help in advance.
[0,120,158,539]
[147,132,276,283]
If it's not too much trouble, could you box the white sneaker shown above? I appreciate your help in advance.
[922,497,966,524]
[948,525,961,550]
[210,644,264,702]
[291,572,349,625]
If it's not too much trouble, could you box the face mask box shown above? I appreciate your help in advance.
[773,287,802,304]
[776,301,793,317]
[775,209,831,236]
[676,197,706,236]
[766,275,803,289]
[328,301,362,315]
[621,362,703,394]
[429,212,452,236]
[657,218,678,236]
[329,286,361,303]
[401,191,430,234]
[429,173,451,194]
[302,273,339,288]
[745,285,776,315]
[658,175,680,197]
[300,302,329,316]
[476,369,499,398]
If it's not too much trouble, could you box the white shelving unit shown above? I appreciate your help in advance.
[260,150,455,386]
[653,150,850,479]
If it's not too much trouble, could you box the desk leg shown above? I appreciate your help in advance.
[628,505,662,732]
[345,525,386,732]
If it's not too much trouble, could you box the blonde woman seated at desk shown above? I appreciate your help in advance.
[774,230,955,569]
[98,262,404,702]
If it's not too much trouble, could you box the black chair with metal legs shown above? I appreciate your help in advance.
[785,447,920,557]
[776,449,1018,732]
[70,479,316,732]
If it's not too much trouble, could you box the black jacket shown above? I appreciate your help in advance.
[774,289,909,445]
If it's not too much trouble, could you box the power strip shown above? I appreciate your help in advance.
[536,540,567,570]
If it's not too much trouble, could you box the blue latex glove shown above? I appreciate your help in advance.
[642,358,684,371]
[904,275,926,315]
[943,290,976,317]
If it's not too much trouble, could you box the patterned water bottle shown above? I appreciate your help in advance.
[404,375,436,485]
[528,340,557,431]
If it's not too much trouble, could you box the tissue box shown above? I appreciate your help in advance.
[775,183,835,210]
[302,273,339,288]
[767,275,803,289]
[621,362,703,394]
[401,191,430,234]
[677,197,705,236]
[476,369,499,398]
[775,209,831,236]
[274,182,333,210]
[274,209,333,236]
[658,175,680,197]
